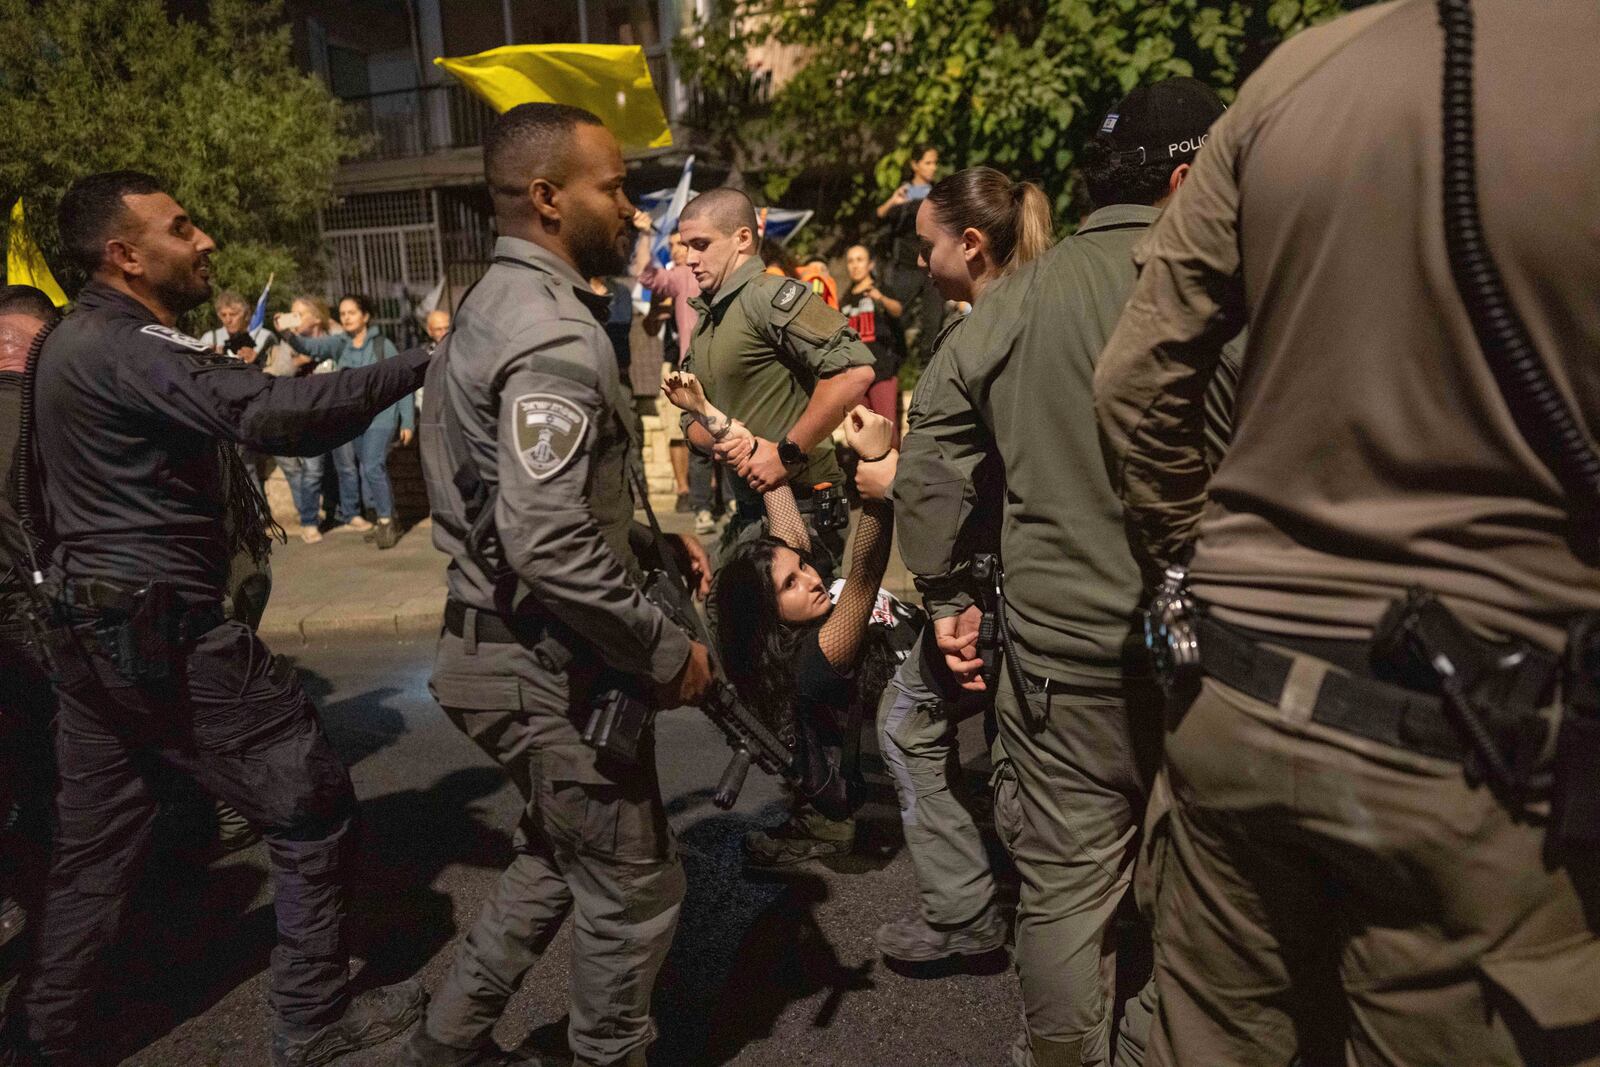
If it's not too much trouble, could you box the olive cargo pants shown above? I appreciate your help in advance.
[877,631,996,926]
[1141,666,1600,1067]
[425,629,684,1067]
[992,663,1160,1067]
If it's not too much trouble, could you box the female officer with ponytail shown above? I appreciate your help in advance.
[895,76,1228,1067]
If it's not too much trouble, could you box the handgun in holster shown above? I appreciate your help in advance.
[1372,588,1558,809]
[1555,611,1600,846]
[79,578,183,684]
[972,553,1045,730]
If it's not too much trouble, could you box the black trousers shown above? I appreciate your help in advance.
[10,619,355,1056]
[0,628,57,905]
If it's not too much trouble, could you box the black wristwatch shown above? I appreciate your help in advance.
[777,436,805,466]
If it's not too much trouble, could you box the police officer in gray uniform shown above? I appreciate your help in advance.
[406,104,713,1067]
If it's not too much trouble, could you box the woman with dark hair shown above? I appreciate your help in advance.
[665,371,911,823]
[283,293,413,548]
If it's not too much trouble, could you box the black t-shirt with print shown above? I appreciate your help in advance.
[838,283,904,382]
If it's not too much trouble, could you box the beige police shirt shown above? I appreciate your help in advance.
[1095,0,1600,652]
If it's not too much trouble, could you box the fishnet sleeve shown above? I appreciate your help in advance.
[763,483,812,555]
[817,499,893,671]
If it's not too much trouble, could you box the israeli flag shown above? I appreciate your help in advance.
[247,273,273,333]
[651,154,695,269]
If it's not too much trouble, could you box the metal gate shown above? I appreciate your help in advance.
[319,190,447,347]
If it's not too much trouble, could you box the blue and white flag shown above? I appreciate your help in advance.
[651,154,695,269]
[247,272,274,333]
[760,208,814,244]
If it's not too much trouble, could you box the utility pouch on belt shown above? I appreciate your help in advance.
[582,682,656,767]
[800,483,850,532]
[1555,613,1600,846]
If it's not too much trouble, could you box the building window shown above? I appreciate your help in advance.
[511,0,581,44]
[442,0,508,55]
[585,0,661,48]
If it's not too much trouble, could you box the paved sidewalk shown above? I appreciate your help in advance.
[258,503,915,646]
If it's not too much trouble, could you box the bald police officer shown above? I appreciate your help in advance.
[407,104,712,1067]
[672,188,874,869]
[1096,3,1600,1063]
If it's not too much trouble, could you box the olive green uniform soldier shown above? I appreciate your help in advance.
[897,82,1229,1067]
[875,317,1007,965]
[677,189,875,578]
[408,105,711,1067]
[1095,3,1600,1064]
[676,189,875,867]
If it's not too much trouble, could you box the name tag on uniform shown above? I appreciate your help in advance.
[139,324,210,352]
[512,393,588,480]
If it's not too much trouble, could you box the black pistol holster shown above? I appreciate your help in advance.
[1555,612,1600,846]
[61,577,220,685]
[972,552,1046,731]
[1372,589,1558,812]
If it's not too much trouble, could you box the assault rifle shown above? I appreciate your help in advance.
[583,468,799,809]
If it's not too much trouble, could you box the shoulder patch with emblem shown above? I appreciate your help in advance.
[139,323,210,352]
[512,393,589,481]
[771,278,807,312]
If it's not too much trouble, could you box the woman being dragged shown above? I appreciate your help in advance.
[664,371,915,823]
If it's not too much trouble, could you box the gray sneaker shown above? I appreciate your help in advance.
[874,905,1007,964]
[272,980,427,1067]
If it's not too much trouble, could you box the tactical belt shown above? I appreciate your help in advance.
[63,579,225,643]
[1197,616,1466,763]
[443,599,547,645]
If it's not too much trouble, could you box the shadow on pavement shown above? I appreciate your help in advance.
[343,765,514,986]
[292,665,412,769]
[84,855,274,1065]
[648,792,878,1067]
[75,763,510,1065]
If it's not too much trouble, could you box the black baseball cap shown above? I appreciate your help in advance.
[1096,77,1226,166]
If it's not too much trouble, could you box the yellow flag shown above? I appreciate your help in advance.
[5,199,67,307]
[435,44,671,150]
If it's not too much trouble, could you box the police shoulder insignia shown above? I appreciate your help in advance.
[771,278,807,312]
[512,393,589,481]
[139,323,210,352]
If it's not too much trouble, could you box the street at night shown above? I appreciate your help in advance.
[53,636,1019,1067]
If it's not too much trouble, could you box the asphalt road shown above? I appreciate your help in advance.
[20,635,1023,1066]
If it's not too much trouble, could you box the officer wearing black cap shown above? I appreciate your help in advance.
[895,77,1228,1067]
[1096,2,1600,1063]
[0,171,430,1066]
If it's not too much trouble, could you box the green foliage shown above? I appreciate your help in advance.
[676,0,1346,234]
[0,0,357,314]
